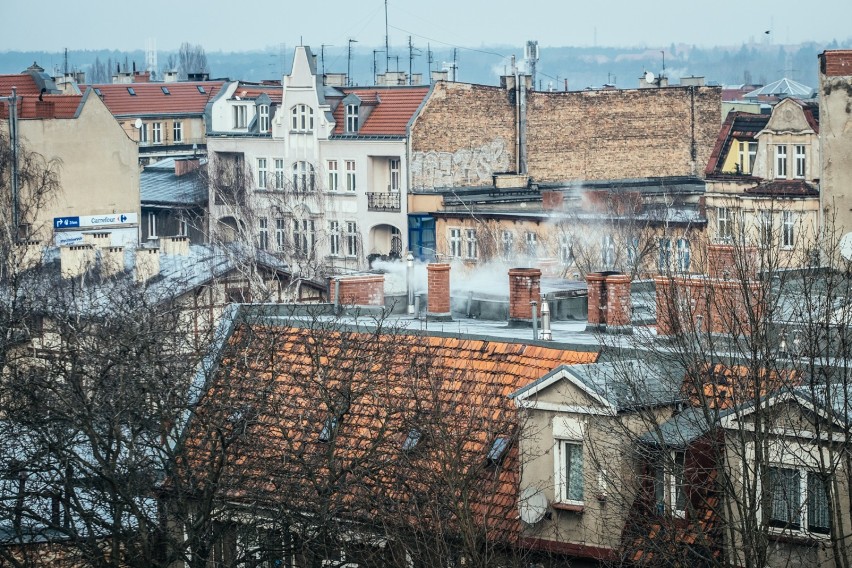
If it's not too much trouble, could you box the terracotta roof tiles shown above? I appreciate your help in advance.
[0,73,43,97]
[332,86,429,136]
[0,94,83,119]
[86,81,225,116]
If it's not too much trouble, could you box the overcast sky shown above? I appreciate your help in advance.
[3,0,850,53]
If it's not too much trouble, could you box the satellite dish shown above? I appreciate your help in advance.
[839,232,852,261]
[645,71,656,84]
[134,118,143,129]
[518,487,548,524]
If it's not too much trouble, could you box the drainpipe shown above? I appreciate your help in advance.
[333,278,341,312]
[406,251,415,315]
[540,300,552,341]
[530,300,539,341]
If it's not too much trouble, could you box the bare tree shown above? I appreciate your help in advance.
[178,43,208,81]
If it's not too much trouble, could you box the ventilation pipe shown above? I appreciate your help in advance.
[540,301,552,340]
[406,251,415,315]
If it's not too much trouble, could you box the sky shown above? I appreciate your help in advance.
[3,0,850,54]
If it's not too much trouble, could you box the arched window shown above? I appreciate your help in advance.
[292,161,316,192]
[290,104,314,132]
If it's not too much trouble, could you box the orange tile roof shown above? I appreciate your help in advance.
[186,324,597,543]
[332,86,429,136]
[86,81,225,116]
[232,83,282,104]
[0,94,83,119]
[0,73,43,97]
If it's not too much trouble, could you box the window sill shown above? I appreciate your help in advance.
[552,502,584,513]
[289,130,314,135]
[768,528,830,544]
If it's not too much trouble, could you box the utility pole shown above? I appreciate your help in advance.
[427,43,433,80]
[321,44,332,76]
[373,49,384,85]
[408,36,421,85]
[347,39,358,86]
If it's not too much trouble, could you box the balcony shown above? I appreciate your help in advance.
[367,192,401,212]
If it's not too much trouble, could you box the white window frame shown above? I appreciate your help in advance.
[274,158,285,190]
[256,158,268,189]
[172,121,183,143]
[717,207,731,241]
[449,228,462,259]
[151,122,163,144]
[465,228,477,260]
[345,221,359,257]
[345,160,356,192]
[275,218,286,252]
[390,159,401,191]
[258,104,270,132]
[293,218,315,257]
[559,234,574,265]
[555,439,584,505]
[525,231,538,258]
[292,161,315,192]
[759,210,773,248]
[327,160,339,192]
[291,104,314,132]
[782,210,795,249]
[795,145,806,179]
[329,220,340,257]
[346,104,359,133]
[658,238,671,272]
[766,465,831,537]
[177,215,188,237]
[676,238,691,272]
[233,105,247,129]
[138,122,148,144]
[601,234,614,267]
[776,145,788,179]
[652,450,686,519]
[147,211,157,239]
[258,218,268,251]
[501,230,514,260]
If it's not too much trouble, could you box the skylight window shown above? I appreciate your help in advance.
[161,86,170,95]
[319,416,338,442]
[402,429,422,451]
[197,85,206,94]
[487,436,510,465]
[94,88,102,96]
[127,87,136,96]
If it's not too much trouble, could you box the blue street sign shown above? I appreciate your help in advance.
[54,216,80,229]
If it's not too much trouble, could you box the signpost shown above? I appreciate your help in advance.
[53,213,137,230]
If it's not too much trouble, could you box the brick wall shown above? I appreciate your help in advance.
[656,275,762,336]
[426,263,451,316]
[508,268,541,322]
[586,272,631,329]
[331,274,385,306]
[410,82,721,190]
[821,50,852,76]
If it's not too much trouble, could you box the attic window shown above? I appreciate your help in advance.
[197,85,206,94]
[127,87,136,96]
[402,429,422,451]
[319,416,338,442]
[161,86,170,95]
[487,436,510,465]
[346,103,359,133]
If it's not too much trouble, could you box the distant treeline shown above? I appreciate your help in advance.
[1,38,850,89]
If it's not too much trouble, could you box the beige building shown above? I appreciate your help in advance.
[819,50,852,238]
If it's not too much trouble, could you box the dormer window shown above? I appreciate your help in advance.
[258,104,270,133]
[346,103,359,133]
[291,104,314,132]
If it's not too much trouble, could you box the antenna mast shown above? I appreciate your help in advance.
[348,39,358,86]
[385,0,390,74]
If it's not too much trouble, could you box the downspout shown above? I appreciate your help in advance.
[519,75,527,175]
[530,300,539,341]
[515,69,521,174]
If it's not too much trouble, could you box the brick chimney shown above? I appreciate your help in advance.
[585,272,632,333]
[330,274,385,306]
[34,100,56,118]
[135,247,160,283]
[175,157,201,177]
[60,244,96,279]
[508,268,541,326]
[426,263,452,320]
[707,243,756,279]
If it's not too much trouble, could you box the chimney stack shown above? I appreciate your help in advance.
[60,244,96,279]
[135,247,160,283]
[175,157,200,177]
[101,246,126,277]
[707,243,756,279]
[426,263,452,320]
[161,235,190,256]
[585,272,632,333]
[329,274,385,306]
[508,268,541,326]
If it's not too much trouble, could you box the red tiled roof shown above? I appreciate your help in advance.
[186,324,597,543]
[0,73,43,97]
[0,94,83,119]
[332,86,429,135]
[85,81,224,116]
[745,179,819,198]
[232,83,282,104]
[704,111,769,177]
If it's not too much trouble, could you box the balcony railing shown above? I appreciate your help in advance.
[367,192,401,212]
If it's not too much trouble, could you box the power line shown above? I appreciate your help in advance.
[388,24,507,60]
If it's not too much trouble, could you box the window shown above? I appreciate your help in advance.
[319,417,338,442]
[782,211,795,249]
[487,436,510,466]
[759,210,773,247]
[274,158,285,190]
[256,158,268,189]
[390,159,401,191]
[276,218,286,252]
[258,218,268,250]
[559,234,574,265]
[345,160,356,192]
[526,232,538,258]
[465,229,477,259]
[177,215,188,237]
[449,228,462,258]
[258,104,270,132]
[737,141,758,174]
[601,234,615,268]
[556,440,584,504]
[717,207,731,241]
[127,87,136,96]
[293,219,316,257]
[346,103,359,132]
[147,211,157,239]
[197,85,206,94]
[653,451,687,518]
[776,145,788,179]
[501,230,514,260]
[767,467,830,534]
[403,429,422,451]
[658,238,671,272]
[795,145,806,178]
[292,161,316,192]
[161,86,170,95]
[139,123,148,144]
[676,238,691,272]
[151,122,162,144]
[626,237,639,268]
[172,121,183,142]
[345,221,359,257]
[327,160,339,191]
[233,105,247,129]
[329,221,340,256]
[291,104,314,132]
